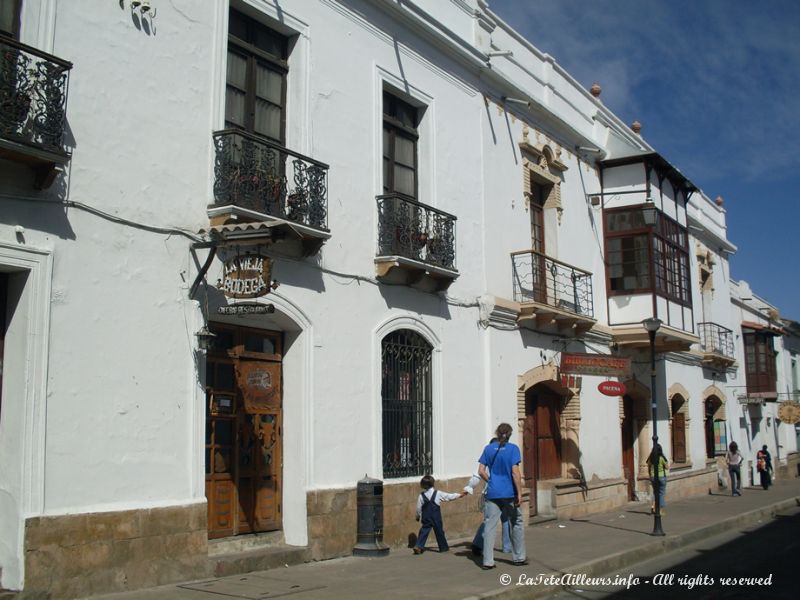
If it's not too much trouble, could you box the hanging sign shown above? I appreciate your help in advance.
[598,381,627,397]
[778,401,800,424]
[560,353,631,377]
[217,303,275,315]
[217,254,276,299]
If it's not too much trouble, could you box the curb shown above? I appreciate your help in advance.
[469,496,800,599]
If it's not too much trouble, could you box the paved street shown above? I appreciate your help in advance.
[88,478,800,600]
[551,505,800,599]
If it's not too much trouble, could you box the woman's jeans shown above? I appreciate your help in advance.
[651,476,667,509]
[482,498,525,566]
[729,465,741,495]
[472,518,512,552]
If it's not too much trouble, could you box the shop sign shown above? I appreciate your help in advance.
[737,394,765,406]
[598,381,626,397]
[560,352,631,377]
[778,401,800,425]
[217,303,275,315]
[217,254,276,299]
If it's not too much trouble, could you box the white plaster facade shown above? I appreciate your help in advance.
[0,0,796,594]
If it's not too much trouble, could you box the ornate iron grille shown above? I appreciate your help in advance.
[381,329,433,479]
[376,194,457,270]
[698,322,735,358]
[0,37,71,153]
[511,249,594,317]
[213,129,329,230]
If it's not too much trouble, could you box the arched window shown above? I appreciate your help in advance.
[381,329,432,478]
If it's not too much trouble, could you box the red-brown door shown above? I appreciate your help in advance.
[524,386,563,515]
[621,395,636,500]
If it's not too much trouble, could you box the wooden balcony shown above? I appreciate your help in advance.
[374,194,458,292]
[209,129,330,257]
[511,249,595,335]
[0,37,72,188]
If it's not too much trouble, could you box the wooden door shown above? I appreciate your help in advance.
[621,396,636,500]
[524,386,563,516]
[206,324,283,539]
[535,394,561,479]
[672,412,686,463]
[522,413,538,515]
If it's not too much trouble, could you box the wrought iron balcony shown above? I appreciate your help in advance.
[212,129,329,231]
[698,322,735,363]
[512,249,594,318]
[0,37,72,186]
[376,194,457,271]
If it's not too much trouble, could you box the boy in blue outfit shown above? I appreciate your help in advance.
[413,474,466,554]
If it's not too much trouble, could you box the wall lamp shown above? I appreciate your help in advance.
[487,50,514,58]
[642,204,658,227]
[195,325,217,352]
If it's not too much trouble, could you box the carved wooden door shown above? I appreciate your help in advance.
[206,324,282,538]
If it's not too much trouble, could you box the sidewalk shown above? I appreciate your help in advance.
[91,478,800,600]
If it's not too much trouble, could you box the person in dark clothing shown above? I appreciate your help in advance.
[413,475,466,554]
[757,445,773,490]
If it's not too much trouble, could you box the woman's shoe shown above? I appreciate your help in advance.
[413,547,423,555]
[513,559,529,566]
[481,564,496,570]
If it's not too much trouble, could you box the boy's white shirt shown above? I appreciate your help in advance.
[415,488,462,517]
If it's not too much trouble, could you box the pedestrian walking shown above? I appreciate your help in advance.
[647,443,668,515]
[757,445,773,490]
[467,438,512,556]
[726,441,743,496]
[477,423,527,570]
[413,475,466,554]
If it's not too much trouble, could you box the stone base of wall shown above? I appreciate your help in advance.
[640,464,717,503]
[535,477,629,520]
[306,477,481,561]
[777,451,800,479]
[24,503,207,599]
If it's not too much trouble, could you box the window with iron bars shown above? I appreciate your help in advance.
[381,329,432,478]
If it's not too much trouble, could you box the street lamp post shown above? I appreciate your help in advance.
[643,317,665,536]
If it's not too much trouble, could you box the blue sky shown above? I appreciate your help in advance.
[488,0,800,318]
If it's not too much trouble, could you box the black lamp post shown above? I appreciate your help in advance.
[643,316,665,536]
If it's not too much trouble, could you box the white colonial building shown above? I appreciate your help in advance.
[0,0,796,596]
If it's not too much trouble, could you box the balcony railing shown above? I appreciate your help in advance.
[698,322,735,358]
[512,249,594,317]
[376,194,457,271]
[212,129,329,231]
[0,37,72,154]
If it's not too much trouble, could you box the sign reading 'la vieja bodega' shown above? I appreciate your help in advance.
[217,254,274,299]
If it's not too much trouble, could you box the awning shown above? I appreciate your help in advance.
[741,320,784,335]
